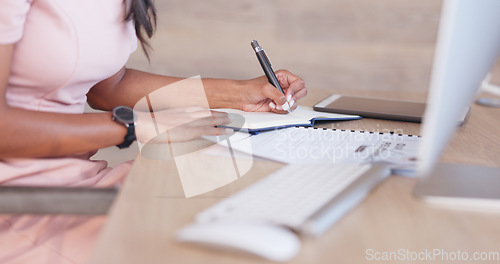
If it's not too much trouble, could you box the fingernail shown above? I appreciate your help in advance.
[281,102,290,111]
[269,102,276,109]
[286,94,292,102]
[289,99,295,107]
[276,104,283,110]
[225,128,234,134]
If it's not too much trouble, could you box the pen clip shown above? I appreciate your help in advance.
[262,50,273,68]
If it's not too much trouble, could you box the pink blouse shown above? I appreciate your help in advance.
[0,0,137,186]
[0,0,138,262]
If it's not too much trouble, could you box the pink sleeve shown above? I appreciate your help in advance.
[127,20,138,54]
[0,0,32,44]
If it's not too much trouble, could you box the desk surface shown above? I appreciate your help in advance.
[90,90,500,264]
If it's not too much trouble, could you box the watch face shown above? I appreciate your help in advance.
[114,106,135,124]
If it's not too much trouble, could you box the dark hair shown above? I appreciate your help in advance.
[125,0,157,59]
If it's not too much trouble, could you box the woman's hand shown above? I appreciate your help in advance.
[239,69,307,113]
[135,106,231,144]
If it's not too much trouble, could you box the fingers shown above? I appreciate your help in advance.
[275,69,301,87]
[261,83,290,113]
[286,77,307,100]
[290,86,307,102]
[289,99,299,111]
[261,83,287,105]
[260,70,306,113]
[275,69,307,101]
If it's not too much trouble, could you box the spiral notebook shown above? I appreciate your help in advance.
[204,126,420,172]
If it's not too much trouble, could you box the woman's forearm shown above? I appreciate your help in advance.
[1,69,247,158]
[0,107,126,158]
[87,68,245,111]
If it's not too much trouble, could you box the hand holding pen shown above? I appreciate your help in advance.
[250,40,304,113]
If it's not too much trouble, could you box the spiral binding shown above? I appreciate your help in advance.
[295,126,420,138]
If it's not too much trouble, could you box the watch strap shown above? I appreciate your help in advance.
[117,123,136,149]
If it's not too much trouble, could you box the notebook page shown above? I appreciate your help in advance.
[205,127,419,168]
[217,106,359,130]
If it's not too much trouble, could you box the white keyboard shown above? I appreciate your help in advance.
[196,163,389,236]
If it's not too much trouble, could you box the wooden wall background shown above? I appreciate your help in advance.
[126,0,500,93]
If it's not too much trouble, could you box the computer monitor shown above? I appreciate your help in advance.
[417,0,500,176]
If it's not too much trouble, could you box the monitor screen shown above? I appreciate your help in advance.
[417,0,500,175]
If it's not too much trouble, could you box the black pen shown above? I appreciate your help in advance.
[251,40,291,112]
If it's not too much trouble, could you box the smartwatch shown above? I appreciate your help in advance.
[112,106,136,149]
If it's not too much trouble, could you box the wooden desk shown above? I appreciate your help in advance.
[90,90,500,264]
